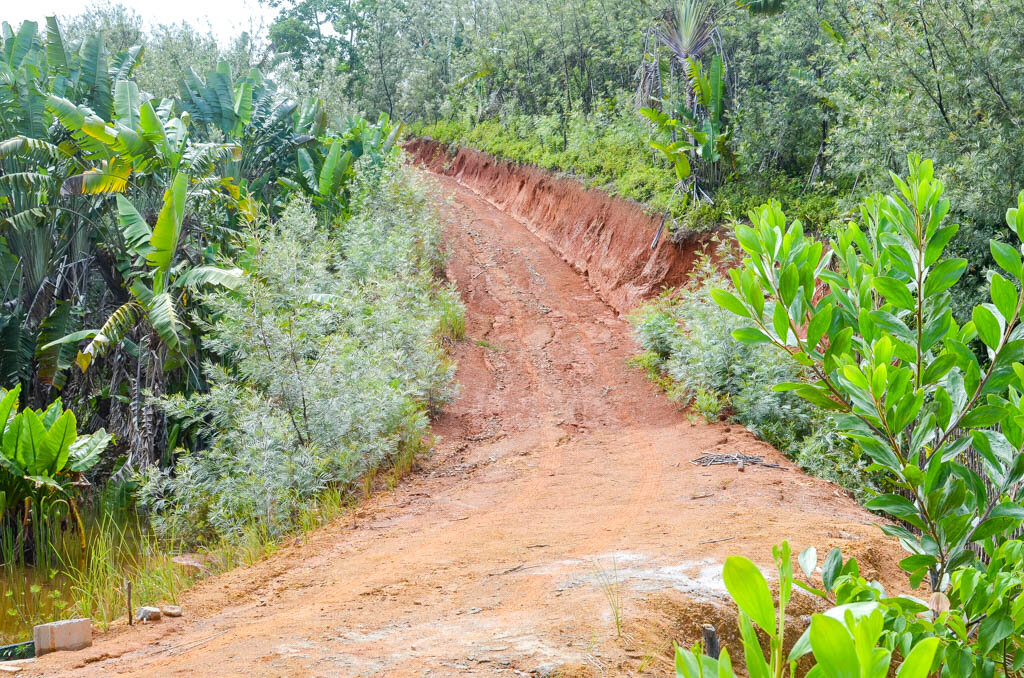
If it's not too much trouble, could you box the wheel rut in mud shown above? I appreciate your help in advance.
[27,159,904,677]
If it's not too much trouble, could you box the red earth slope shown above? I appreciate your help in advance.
[25,163,903,677]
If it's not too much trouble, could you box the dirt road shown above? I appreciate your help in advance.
[28,170,903,677]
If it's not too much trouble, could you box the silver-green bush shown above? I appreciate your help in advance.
[629,249,877,500]
[140,166,462,542]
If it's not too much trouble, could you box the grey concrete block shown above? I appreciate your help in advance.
[32,618,92,656]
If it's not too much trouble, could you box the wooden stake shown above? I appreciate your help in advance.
[650,213,668,251]
[702,624,720,659]
[126,580,133,626]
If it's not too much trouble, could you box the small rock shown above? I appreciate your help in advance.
[466,607,482,615]
[0,665,23,674]
[161,605,182,618]
[136,606,161,622]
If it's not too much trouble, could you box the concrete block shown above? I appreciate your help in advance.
[32,618,92,656]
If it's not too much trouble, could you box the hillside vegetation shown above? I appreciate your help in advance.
[0,12,461,642]
[3,0,1024,673]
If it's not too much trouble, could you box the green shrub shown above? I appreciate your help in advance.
[411,98,683,215]
[715,155,1024,591]
[139,166,460,543]
[630,249,818,451]
[629,246,877,499]
[413,105,844,236]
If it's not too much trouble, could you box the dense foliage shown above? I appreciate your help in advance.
[0,11,457,567]
[140,175,461,542]
[3,0,1024,666]
[346,0,1019,309]
[629,251,878,499]
[686,159,1024,675]
[717,157,1024,592]
[0,7,462,643]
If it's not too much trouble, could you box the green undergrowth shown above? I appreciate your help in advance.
[1,162,462,644]
[627,242,878,501]
[411,105,679,214]
[0,480,361,644]
[411,100,842,234]
[139,165,463,546]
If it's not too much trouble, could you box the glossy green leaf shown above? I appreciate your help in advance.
[114,79,140,128]
[923,259,966,297]
[991,240,1024,280]
[15,409,46,472]
[732,327,773,345]
[821,547,842,592]
[723,556,776,637]
[959,405,1006,429]
[808,614,858,678]
[38,409,75,475]
[873,276,914,310]
[895,637,940,678]
[711,288,748,318]
[978,613,1013,654]
[991,273,1019,323]
[147,173,188,293]
[973,305,1002,349]
[798,546,817,578]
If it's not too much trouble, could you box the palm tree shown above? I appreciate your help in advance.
[651,0,783,114]
[655,0,726,114]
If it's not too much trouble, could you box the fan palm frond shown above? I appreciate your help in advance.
[656,0,725,66]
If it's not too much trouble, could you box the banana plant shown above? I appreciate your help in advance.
[0,383,112,561]
[681,55,730,166]
[282,113,403,218]
[640,53,731,199]
[46,90,242,196]
[44,173,243,374]
[178,62,325,209]
[0,20,167,396]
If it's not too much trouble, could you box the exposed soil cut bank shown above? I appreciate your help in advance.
[406,137,711,315]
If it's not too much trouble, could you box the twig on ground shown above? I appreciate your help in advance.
[698,536,736,545]
[690,453,785,469]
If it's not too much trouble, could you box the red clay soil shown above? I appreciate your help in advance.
[405,137,712,315]
[25,164,904,677]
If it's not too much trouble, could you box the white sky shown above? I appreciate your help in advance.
[4,0,280,43]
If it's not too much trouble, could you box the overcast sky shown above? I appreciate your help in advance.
[4,0,280,43]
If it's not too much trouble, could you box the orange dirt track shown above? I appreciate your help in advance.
[26,161,904,677]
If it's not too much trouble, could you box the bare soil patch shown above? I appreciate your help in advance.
[25,166,903,677]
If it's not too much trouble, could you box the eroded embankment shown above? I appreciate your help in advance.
[406,137,712,314]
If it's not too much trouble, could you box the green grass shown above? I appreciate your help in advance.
[0,506,197,643]
[0,479,367,645]
[410,110,680,216]
[411,110,843,233]
[437,284,467,341]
